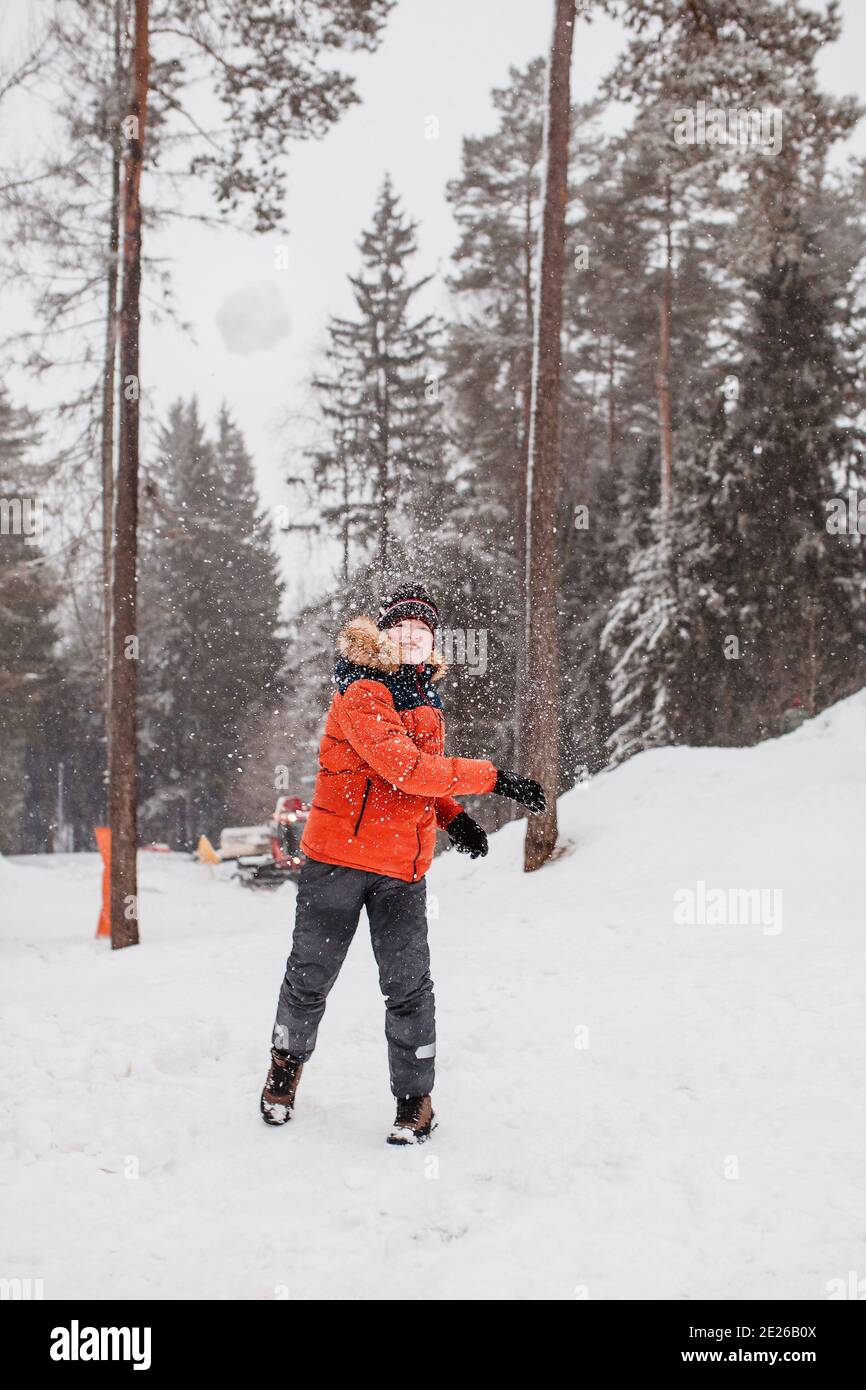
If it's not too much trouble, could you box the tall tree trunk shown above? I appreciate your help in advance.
[522,0,574,872]
[512,178,536,814]
[657,173,674,522]
[340,447,350,585]
[101,0,124,730]
[377,360,390,579]
[108,0,149,949]
[606,335,615,473]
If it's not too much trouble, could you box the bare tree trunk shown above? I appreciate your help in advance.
[101,0,124,726]
[606,335,615,473]
[512,178,536,813]
[377,360,390,580]
[333,405,351,586]
[522,0,574,872]
[805,598,818,714]
[340,447,350,586]
[108,0,149,949]
[657,173,674,523]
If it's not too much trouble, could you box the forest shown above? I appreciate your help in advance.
[1,0,864,880]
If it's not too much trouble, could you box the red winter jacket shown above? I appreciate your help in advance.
[299,616,498,882]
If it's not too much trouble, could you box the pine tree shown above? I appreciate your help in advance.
[566,135,659,476]
[709,240,866,731]
[310,176,448,582]
[0,390,59,852]
[139,400,283,846]
[446,60,546,520]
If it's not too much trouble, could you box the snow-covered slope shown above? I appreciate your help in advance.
[2,691,865,1300]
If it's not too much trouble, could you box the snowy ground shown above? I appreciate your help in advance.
[2,692,865,1300]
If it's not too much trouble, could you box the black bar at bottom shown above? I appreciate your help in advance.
[3,1298,861,1373]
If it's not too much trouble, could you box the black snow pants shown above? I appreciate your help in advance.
[271,855,435,1097]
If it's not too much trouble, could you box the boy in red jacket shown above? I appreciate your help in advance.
[260,583,546,1143]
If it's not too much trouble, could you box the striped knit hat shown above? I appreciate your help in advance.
[376,582,440,638]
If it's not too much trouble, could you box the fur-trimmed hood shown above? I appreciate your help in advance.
[336,614,448,683]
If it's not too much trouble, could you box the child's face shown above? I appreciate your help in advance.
[386,619,434,665]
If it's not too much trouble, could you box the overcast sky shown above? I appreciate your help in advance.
[3,0,866,615]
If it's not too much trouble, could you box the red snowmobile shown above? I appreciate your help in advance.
[235,796,310,890]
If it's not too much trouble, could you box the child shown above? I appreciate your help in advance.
[260,582,546,1143]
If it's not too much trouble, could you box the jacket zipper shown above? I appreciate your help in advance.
[411,667,432,879]
[353,777,372,836]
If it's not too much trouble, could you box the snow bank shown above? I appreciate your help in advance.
[1,692,865,1299]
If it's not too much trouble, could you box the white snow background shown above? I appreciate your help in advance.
[1,692,864,1300]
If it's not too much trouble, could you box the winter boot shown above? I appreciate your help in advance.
[260,1046,304,1126]
[386,1094,437,1146]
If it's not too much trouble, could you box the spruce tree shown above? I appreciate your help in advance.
[709,241,866,732]
[0,390,59,851]
[310,176,447,582]
[140,400,283,845]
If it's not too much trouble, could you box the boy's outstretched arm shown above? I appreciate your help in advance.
[337,679,498,799]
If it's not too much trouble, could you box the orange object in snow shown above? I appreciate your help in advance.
[95,825,111,938]
[197,834,221,865]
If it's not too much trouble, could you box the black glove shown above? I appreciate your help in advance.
[492,769,547,815]
[446,810,488,858]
